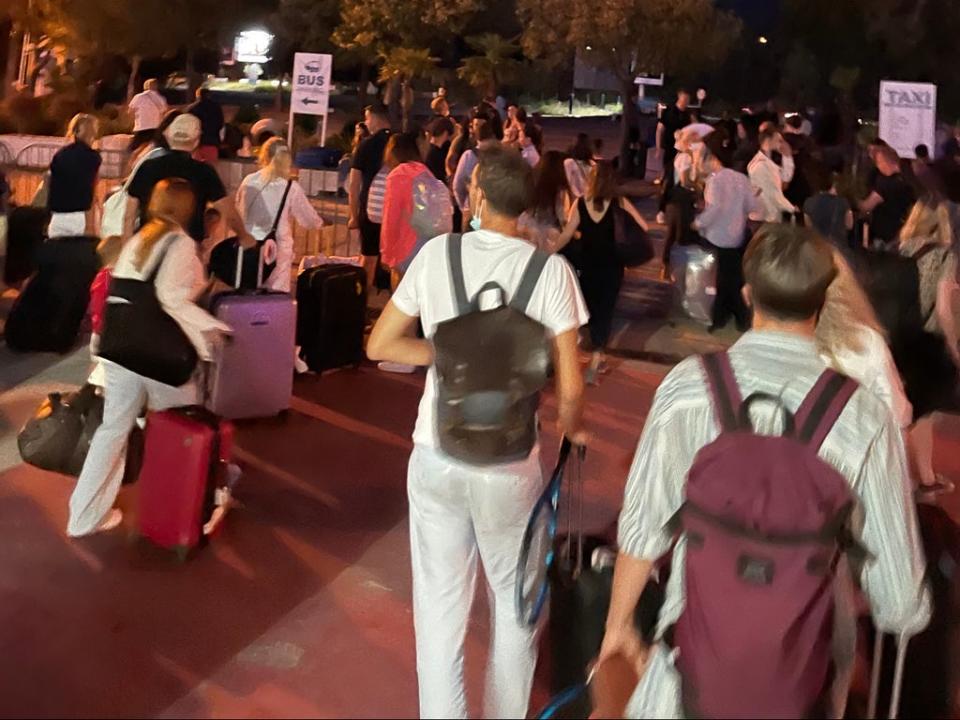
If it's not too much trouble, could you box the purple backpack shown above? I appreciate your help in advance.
[673,351,860,718]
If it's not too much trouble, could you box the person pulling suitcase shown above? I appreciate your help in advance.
[68,178,231,538]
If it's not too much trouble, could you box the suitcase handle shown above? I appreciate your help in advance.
[234,240,267,290]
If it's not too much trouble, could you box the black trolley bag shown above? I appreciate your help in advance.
[295,262,367,372]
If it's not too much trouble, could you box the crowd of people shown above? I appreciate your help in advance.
[5,78,960,719]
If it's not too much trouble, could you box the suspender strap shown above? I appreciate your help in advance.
[509,249,550,312]
[701,351,743,433]
[795,370,858,451]
[446,233,470,315]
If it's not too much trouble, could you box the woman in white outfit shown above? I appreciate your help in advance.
[67,179,231,537]
[236,138,323,293]
[814,247,912,717]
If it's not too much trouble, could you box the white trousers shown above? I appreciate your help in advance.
[408,444,544,720]
[67,361,196,537]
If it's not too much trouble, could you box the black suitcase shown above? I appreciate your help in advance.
[3,205,49,286]
[5,236,100,353]
[296,263,366,372]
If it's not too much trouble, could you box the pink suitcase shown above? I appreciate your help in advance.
[137,407,234,557]
[206,245,297,420]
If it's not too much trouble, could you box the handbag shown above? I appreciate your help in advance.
[613,202,654,267]
[98,236,199,387]
[209,179,291,289]
[18,384,99,475]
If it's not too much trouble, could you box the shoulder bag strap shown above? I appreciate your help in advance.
[509,249,550,312]
[794,369,859,451]
[701,351,744,433]
[266,179,293,239]
[145,234,178,286]
[446,233,470,315]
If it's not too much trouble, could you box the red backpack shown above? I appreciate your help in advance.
[673,351,861,719]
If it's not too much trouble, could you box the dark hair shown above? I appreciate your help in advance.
[786,114,803,130]
[743,224,837,321]
[569,133,593,162]
[364,103,390,121]
[385,132,422,168]
[703,128,733,168]
[523,122,543,154]
[475,145,533,218]
[197,87,210,100]
[476,121,497,143]
[587,161,619,211]
[759,125,780,145]
[677,88,690,98]
[471,103,503,139]
[593,138,604,156]
[529,150,571,224]
[915,144,930,160]
[515,106,528,124]
[430,116,455,138]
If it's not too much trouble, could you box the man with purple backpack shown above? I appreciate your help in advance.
[601,224,931,718]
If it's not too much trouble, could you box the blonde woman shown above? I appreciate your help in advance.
[67,179,231,538]
[236,138,323,292]
[895,200,960,497]
[47,113,100,238]
[817,248,913,429]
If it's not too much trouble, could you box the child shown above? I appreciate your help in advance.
[87,236,123,388]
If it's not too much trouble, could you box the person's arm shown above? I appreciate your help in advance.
[348,168,363,228]
[215,195,255,249]
[693,176,721,231]
[845,208,855,231]
[123,195,140,242]
[155,234,232,361]
[452,152,472,211]
[367,302,433,365]
[655,121,665,156]
[936,254,960,366]
[778,148,795,184]
[289,181,323,230]
[554,202,581,252]
[619,197,649,231]
[856,416,931,635]
[860,191,883,214]
[552,327,586,442]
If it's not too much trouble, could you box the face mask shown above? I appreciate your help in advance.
[469,199,484,231]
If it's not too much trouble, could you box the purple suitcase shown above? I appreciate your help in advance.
[206,244,296,420]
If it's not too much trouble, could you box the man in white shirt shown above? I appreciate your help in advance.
[367,146,589,719]
[127,79,168,153]
[599,224,930,719]
[748,125,798,223]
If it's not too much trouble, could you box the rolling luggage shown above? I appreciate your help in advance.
[296,263,366,372]
[137,406,234,558]
[207,244,296,419]
[669,244,716,324]
[5,235,100,353]
[3,205,49,286]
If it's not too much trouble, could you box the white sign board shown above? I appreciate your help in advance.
[879,80,937,160]
[292,53,332,116]
[234,30,273,64]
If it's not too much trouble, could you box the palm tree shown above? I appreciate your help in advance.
[457,33,522,100]
[378,46,438,131]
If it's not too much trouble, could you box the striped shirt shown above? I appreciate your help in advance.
[619,330,931,718]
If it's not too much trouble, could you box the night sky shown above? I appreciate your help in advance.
[717,0,782,32]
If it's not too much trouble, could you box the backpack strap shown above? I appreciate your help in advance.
[446,233,470,315]
[701,351,743,433]
[509,249,550,312]
[794,370,859,451]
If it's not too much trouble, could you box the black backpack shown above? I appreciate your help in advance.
[433,234,551,465]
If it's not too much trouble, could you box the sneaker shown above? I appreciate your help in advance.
[294,354,310,374]
[656,211,666,225]
[378,361,417,374]
[584,366,600,386]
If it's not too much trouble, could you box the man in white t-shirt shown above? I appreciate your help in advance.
[128,79,168,153]
[368,146,589,719]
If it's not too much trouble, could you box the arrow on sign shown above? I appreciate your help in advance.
[301,97,320,105]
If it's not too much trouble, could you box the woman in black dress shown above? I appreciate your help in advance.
[556,161,648,384]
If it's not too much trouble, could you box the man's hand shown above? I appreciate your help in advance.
[262,238,278,265]
[598,622,650,677]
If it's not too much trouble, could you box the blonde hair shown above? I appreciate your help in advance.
[66,113,97,141]
[259,137,290,168]
[816,248,884,358]
[899,200,954,248]
[133,178,196,270]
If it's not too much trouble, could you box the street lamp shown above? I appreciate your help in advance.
[758,36,769,45]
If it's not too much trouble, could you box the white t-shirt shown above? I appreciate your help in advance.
[392,229,590,449]
[128,90,168,132]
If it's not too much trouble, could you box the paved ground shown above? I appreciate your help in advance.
[2,181,958,717]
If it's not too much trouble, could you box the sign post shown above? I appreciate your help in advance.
[289,52,333,148]
[878,80,937,159]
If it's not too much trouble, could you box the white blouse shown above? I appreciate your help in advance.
[111,229,230,362]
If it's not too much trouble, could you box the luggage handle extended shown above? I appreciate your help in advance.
[867,631,909,720]
[561,444,587,579]
[234,240,266,291]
